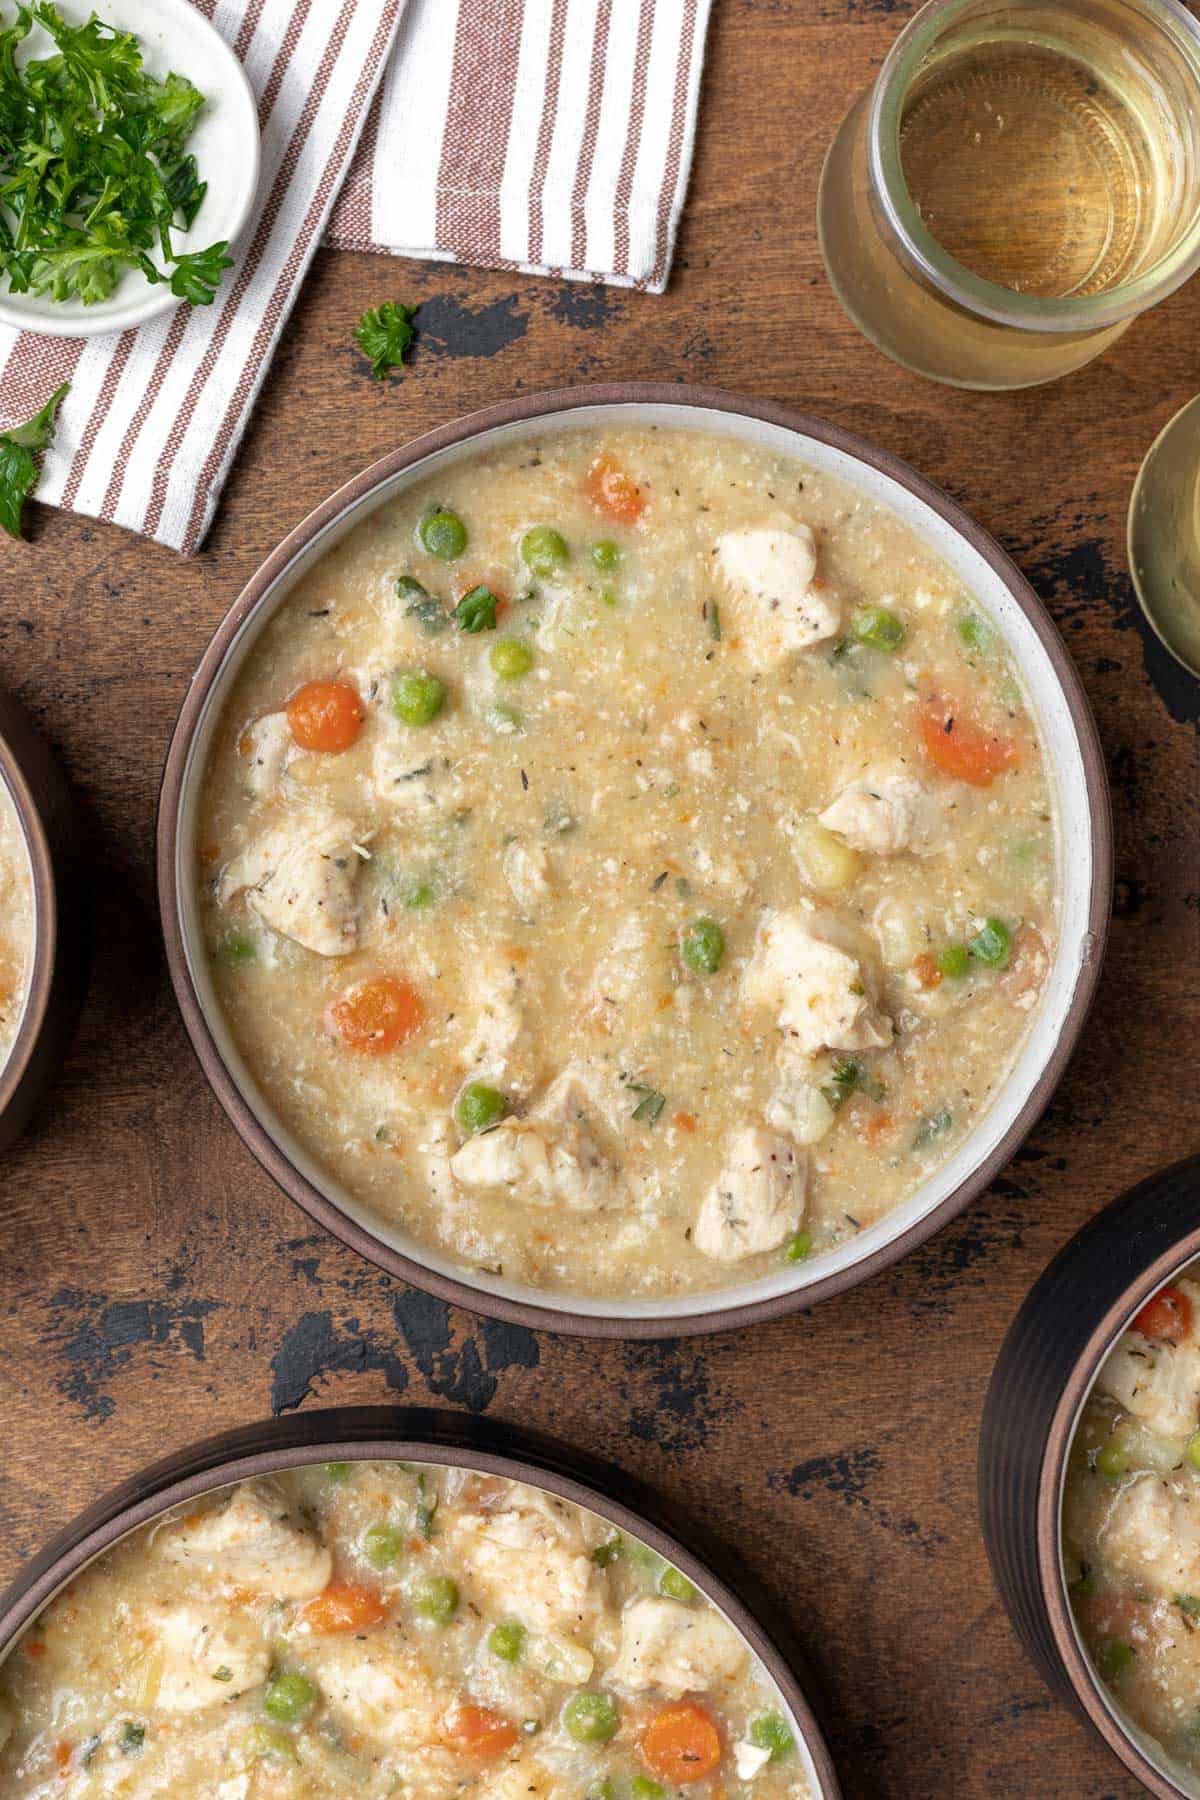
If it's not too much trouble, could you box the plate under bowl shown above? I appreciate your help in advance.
[157,382,1112,1338]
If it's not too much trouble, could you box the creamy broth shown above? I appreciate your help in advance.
[0,1463,814,1800]
[195,426,1058,1298]
[1063,1270,1200,1783]
[0,773,34,1067]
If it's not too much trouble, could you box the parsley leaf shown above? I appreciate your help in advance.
[0,6,231,309]
[453,584,499,633]
[355,301,417,378]
[820,1058,885,1111]
[626,1081,666,1126]
[0,381,69,540]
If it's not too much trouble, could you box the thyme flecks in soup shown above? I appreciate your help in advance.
[1064,1272,1200,1778]
[0,1463,814,1799]
[0,775,33,1067]
[195,427,1058,1298]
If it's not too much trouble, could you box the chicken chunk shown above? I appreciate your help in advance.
[304,1636,452,1749]
[241,711,303,800]
[450,1075,618,1215]
[219,814,362,957]
[478,1759,565,1800]
[373,738,448,813]
[818,769,945,857]
[734,1742,774,1781]
[609,1596,747,1697]
[459,955,541,1096]
[504,840,554,916]
[694,1128,806,1263]
[743,908,892,1058]
[157,1481,332,1601]
[139,1601,269,1714]
[1098,1329,1200,1443]
[763,1079,836,1146]
[714,525,839,666]
[1098,1474,1200,1597]
[448,1497,602,1684]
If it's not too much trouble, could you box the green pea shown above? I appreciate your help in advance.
[521,526,570,576]
[363,1522,405,1569]
[404,881,436,911]
[488,1622,526,1663]
[749,1713,795,1761]
[785,1230,813,1263]
[456,1081,509,1135]
[1095,1639,1134,1683]
[937,943,971,980]
[412,1574,459,1625]
[969,917,1012,969]
[851,605,906,651]
[324,1462,351,1483]
[491,638,534,679]
[245,1722,298,1762]
[420,509,467,560]
[1188,1430,1200,1472]
[562,1692,619,1745]
[957,613,998,656]
[590,540,621,572]
[631,1781,666,1800]
[657,1564,697,1603]
[392,670,446,727]
[263,1673,318,1724]
[486,702,523,734]
[217,931,255,966]
[1094,1439,1131,1481]
[681,917,725,975]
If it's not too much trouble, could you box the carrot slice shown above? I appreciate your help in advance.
[641,1703,723,1784]
[299,1579,389,1634]
[918,694,1020,787]
[586,453,645,525]
[1134,1284,1193,1342]
[911,952,942,990]
[287,680,365,753]
[443,1703,520,1758]
[328,976,425,1055]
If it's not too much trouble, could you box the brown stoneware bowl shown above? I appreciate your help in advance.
[0,687,88,1152]
[157,382,1112,1338]
[980,1155,1200,1797]
[0,1405,843,1797]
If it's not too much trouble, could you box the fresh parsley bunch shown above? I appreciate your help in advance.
[0,2,233,307]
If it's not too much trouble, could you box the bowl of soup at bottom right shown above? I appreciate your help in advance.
[981,1155,1200,1798]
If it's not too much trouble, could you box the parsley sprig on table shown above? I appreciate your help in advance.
[0,379,68,538]
[354,301,416,378]
[0,3,232,308]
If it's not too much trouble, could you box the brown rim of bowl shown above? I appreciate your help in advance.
[0,1405,843,1799]
[1036,1173,1200,1797]
[156,380,1113,1340]
[0,689,87,1151]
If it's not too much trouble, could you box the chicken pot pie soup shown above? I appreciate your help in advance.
[0,772,34,1067]
[0,1463,816,1800]
[1064,1272,1200,1786]
[194,425,1059,1299]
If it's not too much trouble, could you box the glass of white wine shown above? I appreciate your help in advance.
[818,0,1200,389]
[1129,396,1200,677]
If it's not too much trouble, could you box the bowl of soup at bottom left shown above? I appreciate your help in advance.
[0,1407,841,1798]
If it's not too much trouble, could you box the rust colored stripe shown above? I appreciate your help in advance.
[134,0,344,538]
[435,0,525,261]
[59,330,139,512]
[233,0,268,63]
[612,1,653,278]
[527,0,570,267]
[100,0,315,527]
[180,4,398,552]
[651,0,698,287]
[0,336,85,432]
[569,0,613,272]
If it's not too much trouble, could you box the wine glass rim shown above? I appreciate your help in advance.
[867,0,1200,331]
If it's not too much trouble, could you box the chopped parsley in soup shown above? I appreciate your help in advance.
[1064,1272,1200,1779]
[0,774,33,1066]
[195,427,1058,1297]
[0,1463,814,1799]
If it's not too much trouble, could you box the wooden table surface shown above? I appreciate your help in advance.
[1,0,1196,1793]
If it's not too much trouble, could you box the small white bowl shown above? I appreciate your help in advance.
[0,0,259,339]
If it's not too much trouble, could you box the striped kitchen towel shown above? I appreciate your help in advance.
[0,0,711,553]
[328,0,713,294]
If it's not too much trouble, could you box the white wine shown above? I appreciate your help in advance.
[900,40,1163,299]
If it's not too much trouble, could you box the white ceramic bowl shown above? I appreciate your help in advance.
[0,0,259,339]
[158,385,1112,1338]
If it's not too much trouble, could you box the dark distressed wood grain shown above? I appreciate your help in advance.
[0,1,1195,1794]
